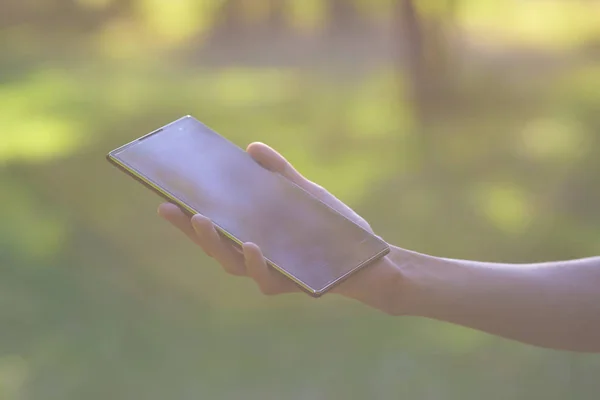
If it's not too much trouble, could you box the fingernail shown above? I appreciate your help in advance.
[190,216,203,231]
[191,216,214,237]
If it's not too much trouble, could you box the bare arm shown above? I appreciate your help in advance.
[158,142,600,353]
[390,249,600,352]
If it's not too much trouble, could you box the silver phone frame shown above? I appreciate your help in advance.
[106,115,390,297]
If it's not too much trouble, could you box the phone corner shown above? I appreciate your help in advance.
[307,286,327,298]
[106,150,121,166]
[381,244,391,257]
[180,114,195,122]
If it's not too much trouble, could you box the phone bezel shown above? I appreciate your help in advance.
[106,115,390,297]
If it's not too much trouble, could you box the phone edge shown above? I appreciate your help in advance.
[311,244,390,297]
[106,116,390,298]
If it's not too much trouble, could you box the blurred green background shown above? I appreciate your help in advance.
[1,0,600,398]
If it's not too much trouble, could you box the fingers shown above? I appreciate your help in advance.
[243,242,298,295]
[158,203,208,251]
[191,214,246,276]
[158,203,246,275]
[242,243,272,293]
[159,202,300,294]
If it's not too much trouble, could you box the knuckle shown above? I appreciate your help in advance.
[313,184,328,197]
[222,267,235,275]
[260,286,274,296]
[199,246,213,258]
[259,283,279,296]
[358,219,372,231]
[222,264,243,276]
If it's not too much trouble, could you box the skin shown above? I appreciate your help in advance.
[158,142,600,353]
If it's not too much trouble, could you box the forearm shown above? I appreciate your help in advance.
[390,247,600,352]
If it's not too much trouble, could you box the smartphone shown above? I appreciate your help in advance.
[106,116,389,297]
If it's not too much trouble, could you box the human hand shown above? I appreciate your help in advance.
[158,142,405,314]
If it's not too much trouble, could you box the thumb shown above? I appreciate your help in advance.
[246,142,311,191]
[245,142,366,229]
[246,142,288,174]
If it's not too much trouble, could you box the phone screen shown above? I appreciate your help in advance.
[108,116,388,295]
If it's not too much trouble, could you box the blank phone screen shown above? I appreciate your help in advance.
[109,116,388,295]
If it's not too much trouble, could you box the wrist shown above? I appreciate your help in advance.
[333,245,455,317]
[385,246,454,317]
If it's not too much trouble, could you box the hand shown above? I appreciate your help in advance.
[158,142,405,314]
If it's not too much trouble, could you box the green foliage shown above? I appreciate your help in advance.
[0,71,85,164]
[456,0,600,49]
[285,0,327,31]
